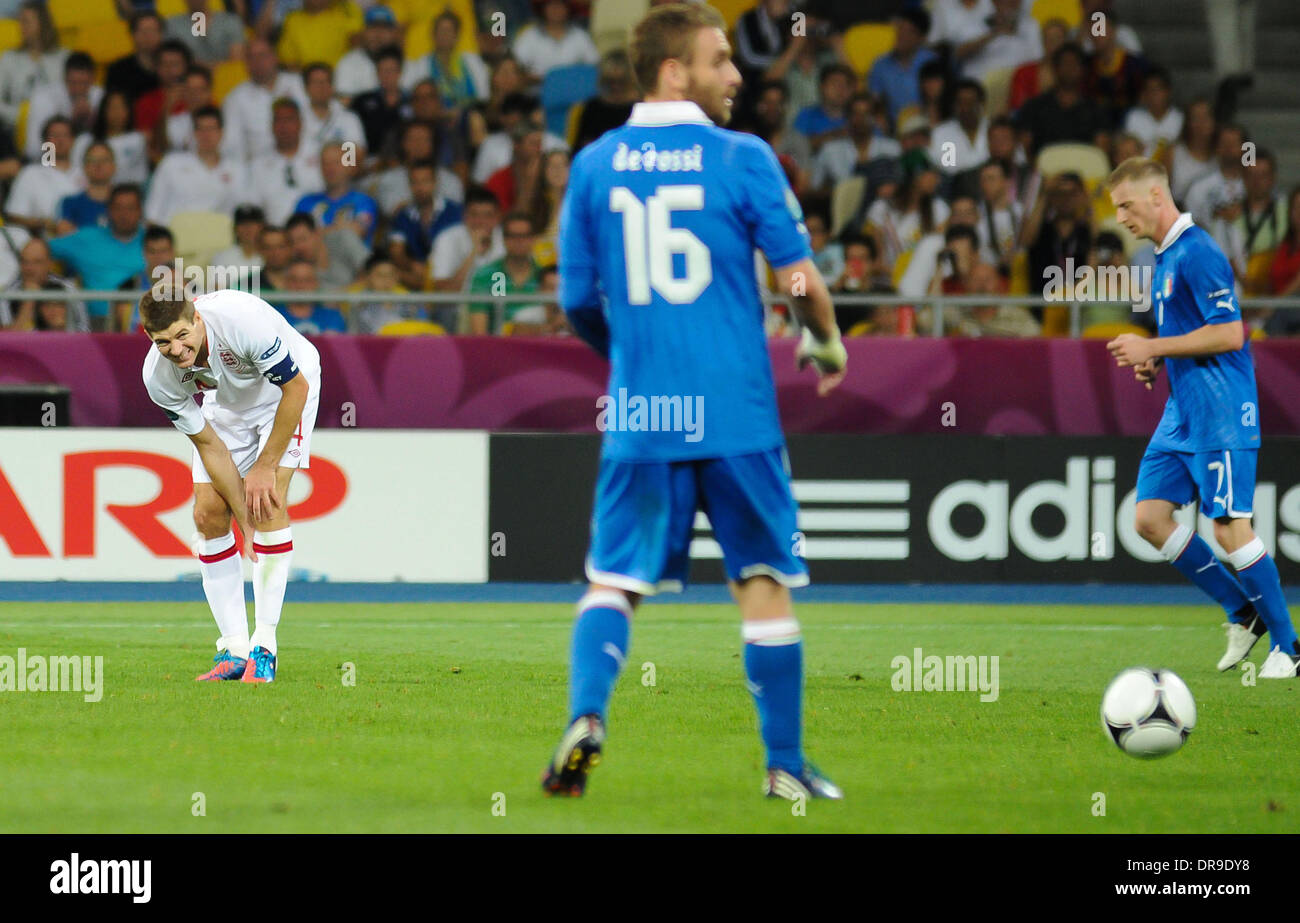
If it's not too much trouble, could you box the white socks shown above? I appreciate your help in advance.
[198,531,249,659]
[251,527,293,655]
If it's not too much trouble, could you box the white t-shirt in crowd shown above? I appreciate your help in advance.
[144,151,247,226]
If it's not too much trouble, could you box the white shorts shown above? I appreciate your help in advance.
[191,373,321,484]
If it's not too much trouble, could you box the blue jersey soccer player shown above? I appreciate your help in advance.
[141,288,322,684]
[1107,157,1299,679]
[543,3,849,801]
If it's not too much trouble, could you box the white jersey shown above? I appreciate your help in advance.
[142,289,321,436]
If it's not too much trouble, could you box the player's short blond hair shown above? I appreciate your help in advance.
[1106,156,1169,191]
[630,3,725,96]
[139,291,194,333]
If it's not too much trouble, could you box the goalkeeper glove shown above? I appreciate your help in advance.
[796,326,847,376]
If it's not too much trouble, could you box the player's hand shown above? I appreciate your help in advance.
[1134,357,1162,390]
[796,327,847,396]
[238,518,259,563]
[1106,332,1154,368]
[244,464,281,523]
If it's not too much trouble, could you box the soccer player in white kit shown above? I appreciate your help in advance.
[140,288,321,683]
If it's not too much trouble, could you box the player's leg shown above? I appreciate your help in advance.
[241,465,297,683]
[704,449,840,800]
[192,481,252,680]
[1135,451,1256,668]
[1205,450,1299,677]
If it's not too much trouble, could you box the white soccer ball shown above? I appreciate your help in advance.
[1100,667,1197,758]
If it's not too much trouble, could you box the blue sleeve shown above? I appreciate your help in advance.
[47,229,81,265]
[740,139,812,271]
[558,149,601,314]
[1183,241,1240,325]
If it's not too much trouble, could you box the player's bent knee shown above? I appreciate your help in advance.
[192,501,232,538]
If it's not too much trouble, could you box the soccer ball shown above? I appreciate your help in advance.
[1100,667,1197,758]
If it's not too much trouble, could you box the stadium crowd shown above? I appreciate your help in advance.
[0,0,1295,337]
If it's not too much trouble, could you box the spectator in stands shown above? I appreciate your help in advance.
[1086,12,1147,128]
[367,119,464,215]
[1076,0,1143,54]
[294,143,379,246]
[832,233,892,331]
[983,114,1032,207]
[746,81,811,195]
[869,9,936,129]
[285,211,367,291]
[5,116,80,235]
[927,0,994,51]
[105,10,162,107]
[793,63,855,154]
[277,0,362,71]
[25,52,100,161]
[0,0,65,131]
[1165,98,1217,207]
[258,224,292,291]
[914,58,949,132]
[1266,186,1300,334]
[118,224,175,332]
[931,79,989,178]
[513,0,599,84]
[132,39,190,135]
[350,252,425,334]
[429,184,503,329]
[55,141,116,234]
[0,237,87,332]
[47,183,145,331]
[485,120,543,214]
[145,106,245,226]
[352,46,410,156]
[1008,17,1067,112]
[211,204,267,277]
[866,149,949,270]
[468,210,542,334]
[528,148,568,262]
[403,10,490,112]
[975,159,1021,276]
[223,37,309,164]
[166,0,245,65]
[573,50,637,153]
[811,92,901,195]
[804,211,844,289]
[733,0,796,91]
[1123,68,1182,160]
[1205,0,1256,122]
[1079,230,1141,329]
[896,111,931,156]
[163,65,239,159]
[469,55,525,147]
[1183,122,1245,230]
[72,89,149,186]
[1226,149,1287,295]
[277,258,348,334]
[1022,171,1093,299]
[1014,42,1110,158]
[949,262,1040,337]
[300,63,367,154]
[954,0,1041,83]
[251,98,325,226]
[335,4,401,101]
[387,159,463,290]
[472,92,565,184]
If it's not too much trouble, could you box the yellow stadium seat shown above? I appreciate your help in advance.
[981,65,1015,116]
[1081,322,1149,339]
[378,319,447,336]
[402,0,480,59]
[1041,305,1070,336]
[830,175,865,238]
[170,210,233,268]
[0,19,21,55]
[845,320,873,337]
[1035,142,1111,185]
[843,23,895,77]
[711,0,756,31]
[565,100,585,149]
[1244,250,1276,297]
[1008,250,1031,295]
[77,17,133,66]
[212,58,249,103]
[1031,0,1083,29]
[591,0,647,53]
[155,0,188,17]
[49,0,116,29]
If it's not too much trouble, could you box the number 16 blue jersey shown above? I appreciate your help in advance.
[558,100,811,463]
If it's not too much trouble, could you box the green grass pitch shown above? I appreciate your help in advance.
[0,599,1296,833]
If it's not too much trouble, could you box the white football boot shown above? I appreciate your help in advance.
[1217,612,1266,671]
[1259,646,1300,679]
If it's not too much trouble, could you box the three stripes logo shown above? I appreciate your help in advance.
[690,480,910,561]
